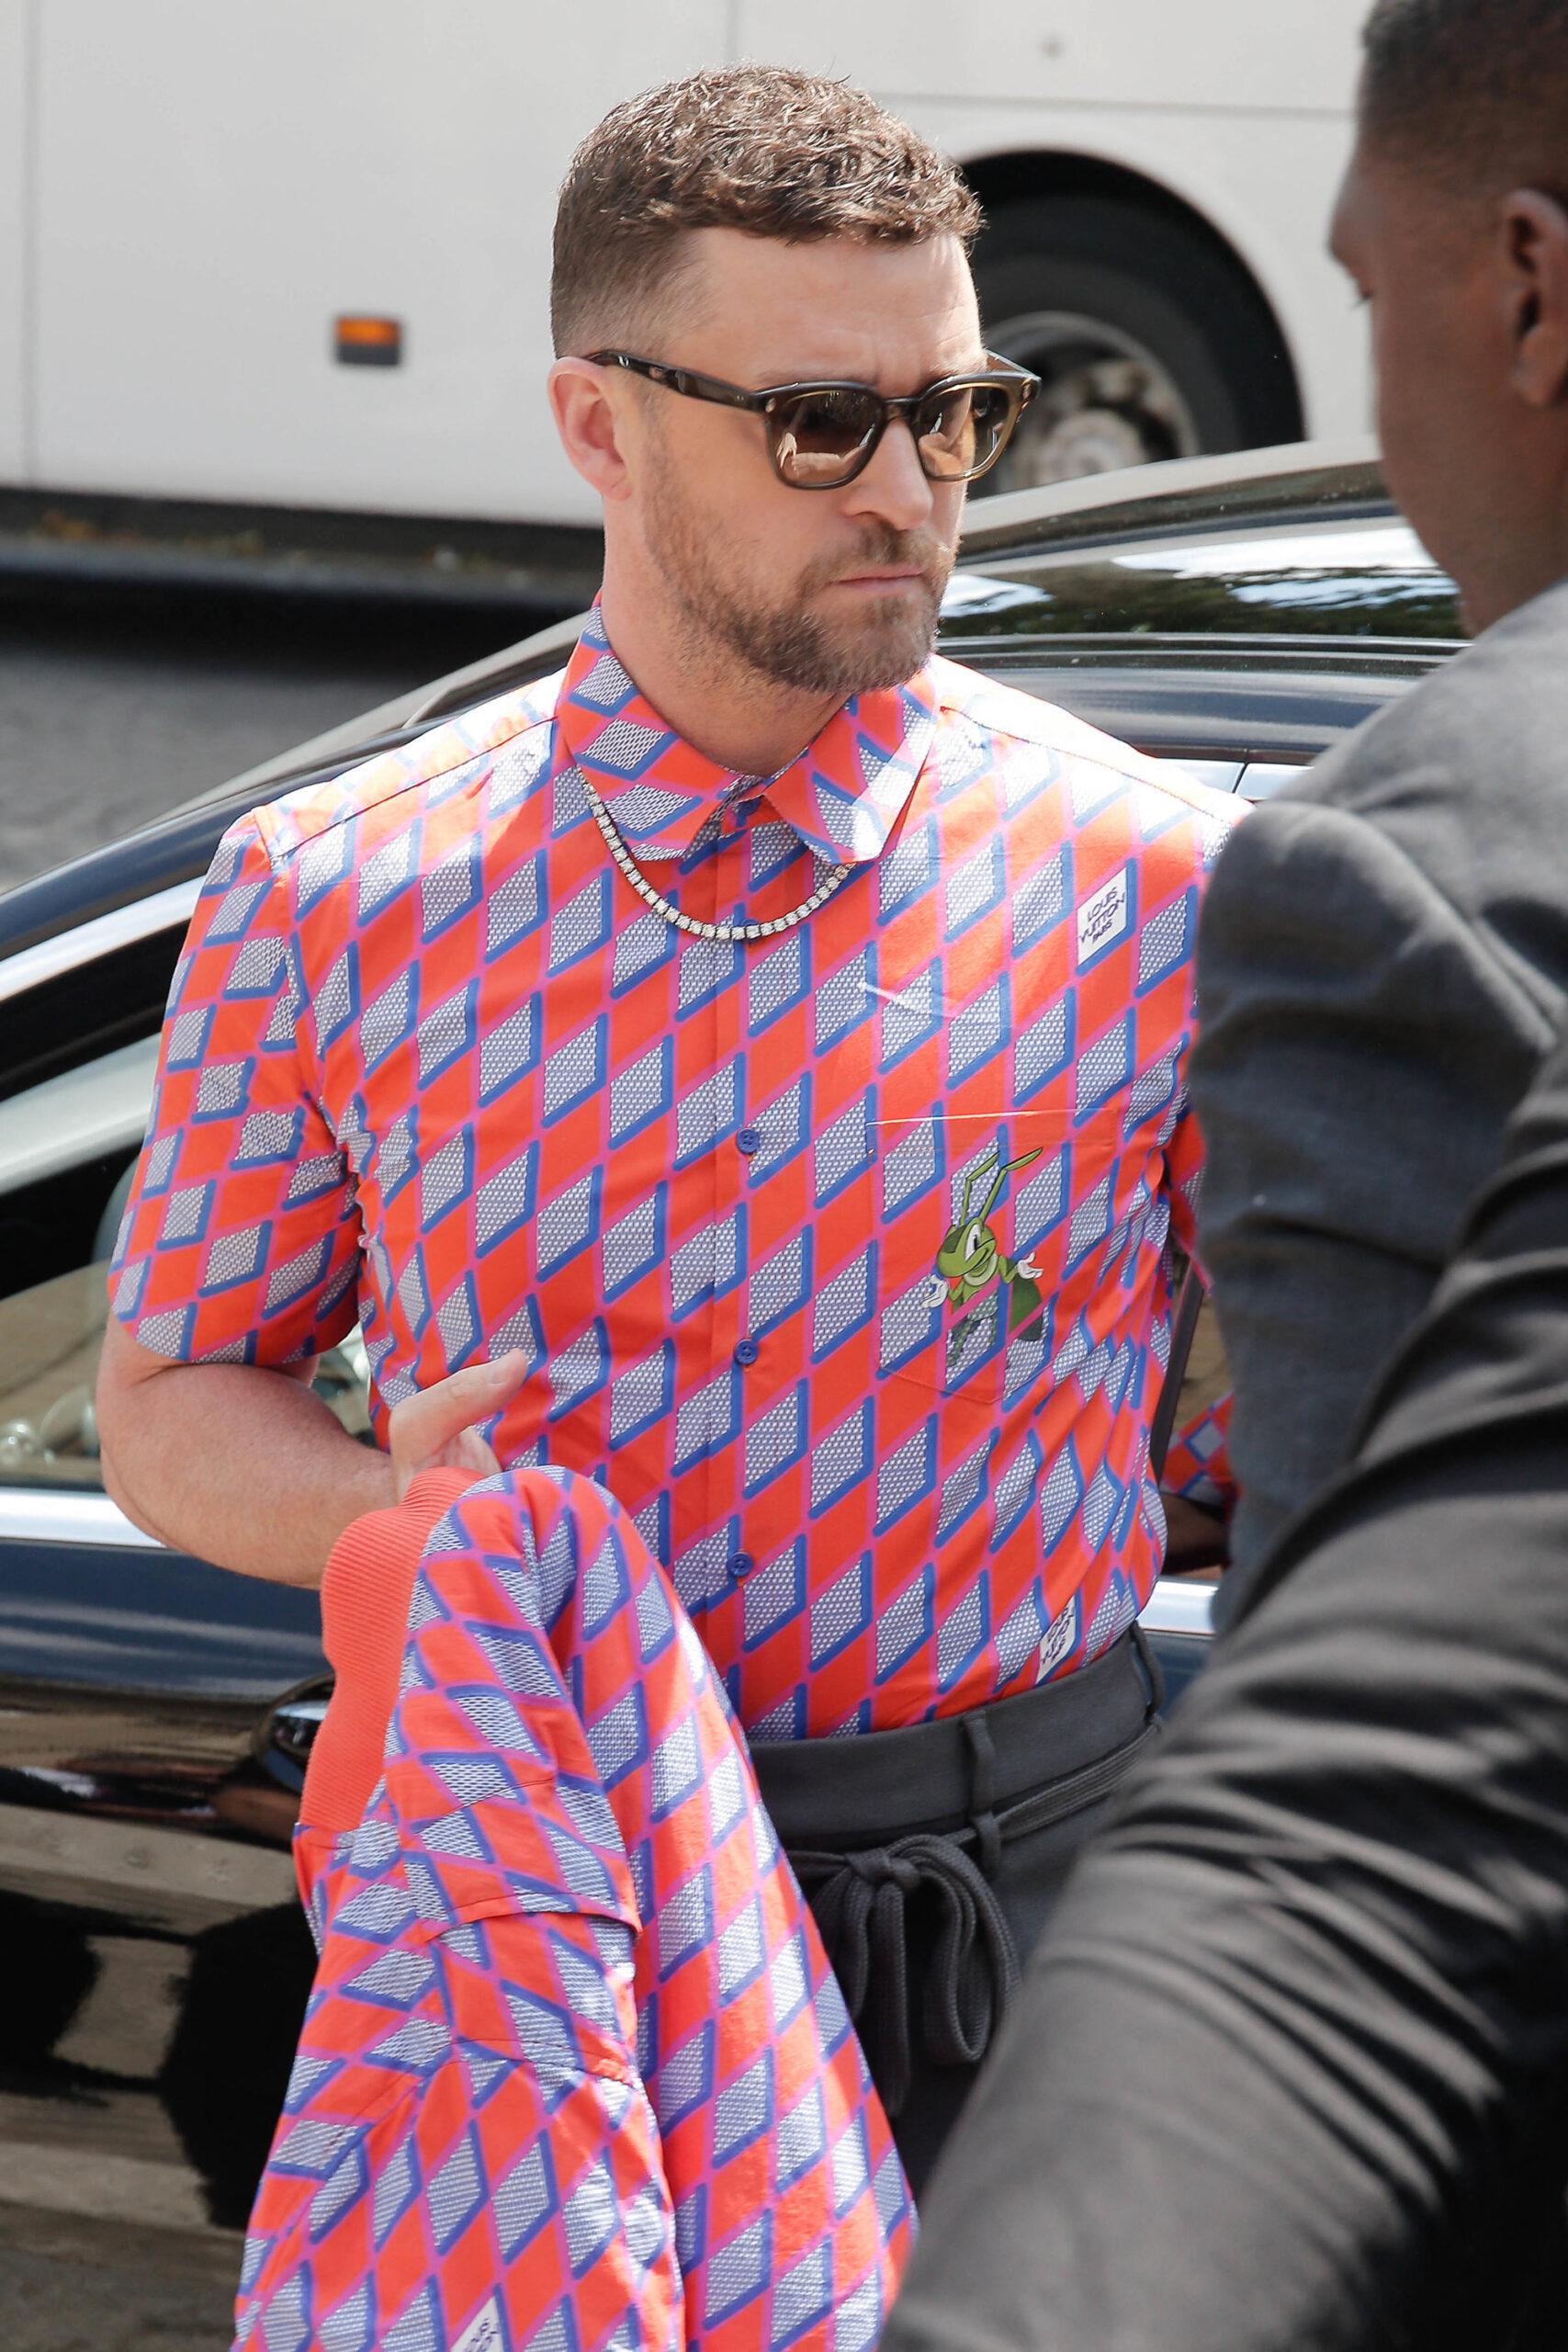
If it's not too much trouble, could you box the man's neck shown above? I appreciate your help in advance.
[1464,543,1568,639]
[598,579,840,778]
[1453,463,1568,638]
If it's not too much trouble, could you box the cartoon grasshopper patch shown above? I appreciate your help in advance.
[928,1136,1045,1375]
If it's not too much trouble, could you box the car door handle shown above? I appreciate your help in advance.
[254,1673,334,1792]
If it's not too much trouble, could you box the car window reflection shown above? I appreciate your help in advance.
[0,1257,373,1490]
[0,1264,106,1483]
[0,1031,376,1491]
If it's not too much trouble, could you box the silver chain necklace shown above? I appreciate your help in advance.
[582,774,851,944]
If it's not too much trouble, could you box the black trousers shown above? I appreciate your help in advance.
[750,1625,1163,2198]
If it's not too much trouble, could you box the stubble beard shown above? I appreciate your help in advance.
[643,459,954,704]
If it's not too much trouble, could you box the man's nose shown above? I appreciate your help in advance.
[841,416,937,534]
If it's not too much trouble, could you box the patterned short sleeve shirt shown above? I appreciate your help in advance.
[113,605,1238,1739]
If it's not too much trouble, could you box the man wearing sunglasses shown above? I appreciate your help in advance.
[99,66,1236,2199]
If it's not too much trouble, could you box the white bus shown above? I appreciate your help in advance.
[0,0,1369,549]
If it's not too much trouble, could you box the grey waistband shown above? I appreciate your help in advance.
[750,1623,1161,1848]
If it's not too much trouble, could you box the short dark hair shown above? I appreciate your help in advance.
[550,66,982,356]
[1360,0,1568,200]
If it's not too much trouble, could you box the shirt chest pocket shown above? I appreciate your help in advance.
[874,1110,1070,1406]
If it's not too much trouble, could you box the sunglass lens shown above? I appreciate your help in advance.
[772,388,882,485]
[916,382,1014,480]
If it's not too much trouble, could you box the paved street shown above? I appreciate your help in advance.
[0,2206,239,2352]
[0,576,557,898]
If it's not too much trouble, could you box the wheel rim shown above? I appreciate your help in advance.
[980,308,1204,492]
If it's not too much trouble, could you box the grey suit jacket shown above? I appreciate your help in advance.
[878,1014,1568,2352]
[1190,572,1568,1593]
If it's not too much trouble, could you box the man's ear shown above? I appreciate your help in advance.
[547,358,637,502]
[1504,189,1568,409]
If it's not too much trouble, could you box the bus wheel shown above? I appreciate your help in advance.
[972,193,1302,492]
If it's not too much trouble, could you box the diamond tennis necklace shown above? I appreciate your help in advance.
[582,774,851,944]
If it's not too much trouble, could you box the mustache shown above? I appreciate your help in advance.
[804,526,953,592]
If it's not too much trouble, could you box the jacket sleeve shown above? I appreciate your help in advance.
[1188,783,1550,1598]
[881,1024,1568,2352]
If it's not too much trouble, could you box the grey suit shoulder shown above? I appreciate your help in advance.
[1269,576,1568,1023]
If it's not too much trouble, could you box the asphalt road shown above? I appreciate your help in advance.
[0,2206,239,2352]
[0,575,558,898]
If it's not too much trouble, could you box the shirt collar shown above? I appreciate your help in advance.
[555,600,940,866]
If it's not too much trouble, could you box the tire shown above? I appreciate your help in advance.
[971,192,1303,492]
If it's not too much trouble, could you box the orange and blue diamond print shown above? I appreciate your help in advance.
[113,602,1238,1740]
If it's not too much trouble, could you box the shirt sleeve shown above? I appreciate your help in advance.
[1161,1091,1205,1266]
[1144,796,1238,1509]
[1159,1281,1235,1509]
[1160,1392,1235,1511]
[108,812,361,1366]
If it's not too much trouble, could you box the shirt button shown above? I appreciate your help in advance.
[733,1338,760,1367]
[728,1552,756,1582]
[736,1125,763,1156]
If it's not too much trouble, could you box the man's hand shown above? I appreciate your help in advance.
[387,1351,532,1500]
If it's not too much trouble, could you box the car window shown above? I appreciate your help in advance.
[0,1030,373,1492]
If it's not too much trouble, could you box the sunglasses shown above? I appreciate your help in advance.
[587,348,1038,490]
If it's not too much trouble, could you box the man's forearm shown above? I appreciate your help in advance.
[100,1356,391,1588]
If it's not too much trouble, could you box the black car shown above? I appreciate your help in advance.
[0,440,1460,2326]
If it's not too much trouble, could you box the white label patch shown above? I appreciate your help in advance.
[1077,867,1129,965]
[454,2298,505,2352]
[1038,1599,1079,1682]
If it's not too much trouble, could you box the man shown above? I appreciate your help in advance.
[1190,0,1568,1600]
[96,68,1234,2188]
[882,1035,1568,2352]
[878,0,1568,2336]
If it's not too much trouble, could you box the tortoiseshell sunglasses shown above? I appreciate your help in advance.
[587,348,1038,489]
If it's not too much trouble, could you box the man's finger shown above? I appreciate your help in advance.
[389,1350,530,1462]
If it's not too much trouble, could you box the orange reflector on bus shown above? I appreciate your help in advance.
[334,315,402,367]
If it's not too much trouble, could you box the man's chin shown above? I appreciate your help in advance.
[714,576,945,700]
[815,587,942,692]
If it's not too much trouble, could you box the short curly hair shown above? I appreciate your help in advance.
[1361,0,1568,201]
[550,66,982,355]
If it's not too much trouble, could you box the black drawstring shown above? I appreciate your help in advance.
[785,1689,1162,2117]
[795,1832,1018,2118]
